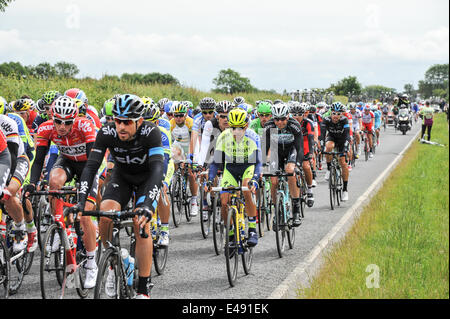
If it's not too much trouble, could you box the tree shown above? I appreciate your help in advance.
[362,85,396,100]
[329,76,362,96]
[54,61,79,78]
[403,83,417,100]
[212,68,256,94]
[0,0,14,12]
[418,64,449,99]
[32,62,56,79]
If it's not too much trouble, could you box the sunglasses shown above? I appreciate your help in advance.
[259,113,272,118]
[166,113,173,117]
[231,127,244,131]
[332,112,342,116]
[105,116,114,122]
[114,118,138,126]
[174,114,185,118]
[274,117,287,122]
[54,118,74,126]
[202,111,214,115]
[292,113,304,117]
[219,115,228,119]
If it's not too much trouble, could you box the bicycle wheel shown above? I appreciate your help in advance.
[265,184,273,232]
[183,176,192,223]
[329,166,336,210]
[335,168,342,207]
[153,242,169,276]
[199,187,211,239]
[75,249,90,299]
[94,247,127,299]
[0,236,10,299]
[275,194,286,258]
[286,198,295,250]
[40,223,66,299]
[256,184,267,237]
[212,194,224,256]
[225,207,238,287]
[241,214,253,275]
[37,197,52,250]
[170,175,183,227]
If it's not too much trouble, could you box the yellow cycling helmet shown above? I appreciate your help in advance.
[73,98,87,116]
[13,98,34,112]
[141,96,154,106]
[228,108,248,127]
[0,96,7,114]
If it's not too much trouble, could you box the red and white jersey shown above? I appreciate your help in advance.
[36,117,96,162]
[343,112,353,135]
[86,108,101,129]
[361,111,375,124]
[0,129,7,153]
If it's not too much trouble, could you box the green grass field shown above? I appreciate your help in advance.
[299,114,449,299]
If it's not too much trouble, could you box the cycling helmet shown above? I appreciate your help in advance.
[331,102,345,113]
[192,106,201,117]
[309,105,317,113]
[164,101,173,113]
[228,108,249,127]
[316,102,327,109]
[236,103,249,112]
[143,104,161,122]
[73,98,87,116]
[52,96,79,120]
[42,91,62,106]
[216,100,233,113]
[0,96,7,114]
[264,99,274,105]
[113,94,145,119]
[141,96,154,106]
[199,97,216,110]
[65,88,88,104]
[273,99,283,105]
[289,102,305,115]
[35,99,47,114]
[158,98,170,110]
[102,98,115,117]
[172,101,187,114]
[348,103,356,110]
[13,98,35,112]
[271,103,290,118]
[256,101,272,115]
[182,101,194,109]
[233,96,245,106]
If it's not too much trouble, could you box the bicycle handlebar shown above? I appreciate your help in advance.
[211,186,250,192]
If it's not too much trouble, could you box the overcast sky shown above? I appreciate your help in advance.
[0,0,448,93]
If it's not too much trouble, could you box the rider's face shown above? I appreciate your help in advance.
[202,110,215,121]
[218,113,229,128]
[174,113,186,125]
[274,117,288,129]
[53,118,74,137]
[114,118,142,141]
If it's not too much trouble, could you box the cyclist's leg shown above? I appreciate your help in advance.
[219,168,238,222]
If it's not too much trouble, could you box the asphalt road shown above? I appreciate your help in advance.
[8,121,421,299]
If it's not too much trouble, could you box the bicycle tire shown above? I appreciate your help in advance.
[40,223,66,299]
[182,176,192,223]
[241,212,253,275]
[75,249,90,299]
[153,243,169,276]
[286,198,295,250]
[275,194,286,258]
[256,186,265,238]
[199,187,211,239]
[170,175,183,227]
[212,194,224,256]
[335,167,341,207]
[329,166,336,210]
[94,247,125,299]
[225,207,238,287]
[265,185,273,232]
[0,236,10,299]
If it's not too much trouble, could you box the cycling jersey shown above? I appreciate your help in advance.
[0,130,6,153]
[264,119,304,164]
[0,114,25,157]
[249,118,265,136]
[192,113,208,135]
[299,118,315,157]
[158,118,171,132]
[208,128,261,185]
[197,118,223,167]
[26,110,38,132]
[170,117,193,155]
[419,106,434,120]
[361,111,375,131]
[343,112,353,136]
[35,117,96,162]
[7,113,35,162]
[78,121,164,210]
[350,109,362,131]
[32,113,49,133]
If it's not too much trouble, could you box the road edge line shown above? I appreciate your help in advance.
[268,128,421,299]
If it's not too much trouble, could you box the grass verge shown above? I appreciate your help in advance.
[298,113,449,299]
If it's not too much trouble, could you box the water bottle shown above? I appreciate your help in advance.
[121,248,135,286]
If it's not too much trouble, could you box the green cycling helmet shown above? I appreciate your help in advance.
[42,90,62,106]
[257,101,272,114]
[102,98,115,117]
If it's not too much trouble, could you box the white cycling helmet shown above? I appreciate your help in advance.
[271,103,290,118]
[52,96,79,120]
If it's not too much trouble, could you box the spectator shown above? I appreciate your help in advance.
[419,101,435,141]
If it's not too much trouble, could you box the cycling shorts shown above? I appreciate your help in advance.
[9,155,30,187]
[220,164,255,191]
[53,155,98,205]
[325,136,348,157]
[362,122,374,132]
[269,146,297,171]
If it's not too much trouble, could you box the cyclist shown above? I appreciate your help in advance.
[11,98,37,133]
[361,104,375,158]
[290,103,315,207]
[143,100,174,246]
[0,113,38,253]
[372,104,382,146]
[264,103,304,227]
[320,102,351,201]
[349,103,362,157]
[0,130,11,200]
[381,102,390,126]
[73,94,164,299]
[23,96,100,288]
[32,91,62,133]
[206,108,261,248]
[192,97,216,163]
[65,88,101,129]
[250,101,272,136]
[233,96,245,107]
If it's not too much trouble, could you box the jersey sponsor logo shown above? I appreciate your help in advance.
[79,181,89,195]
[147,185,160,202]
[0,121,15,134]
[115,154,148,165]
[141,125,155,137]
[102,125,117,137]
[58,144,87,156]
[77,119,93,133]
[113,147,128,153]
[38,124,54,133]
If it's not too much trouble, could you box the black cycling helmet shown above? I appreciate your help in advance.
[199,97,216,110]
[113,94,145,119]
[331,102,345,113]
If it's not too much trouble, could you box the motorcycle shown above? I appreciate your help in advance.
[397,108,411,135]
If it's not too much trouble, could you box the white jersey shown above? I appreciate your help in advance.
[0,114,24,156]
[350,110,362,130]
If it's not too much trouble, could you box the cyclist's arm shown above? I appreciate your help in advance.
[197,120,213,167]
[6,141,18,174]
[29,145,49,185]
